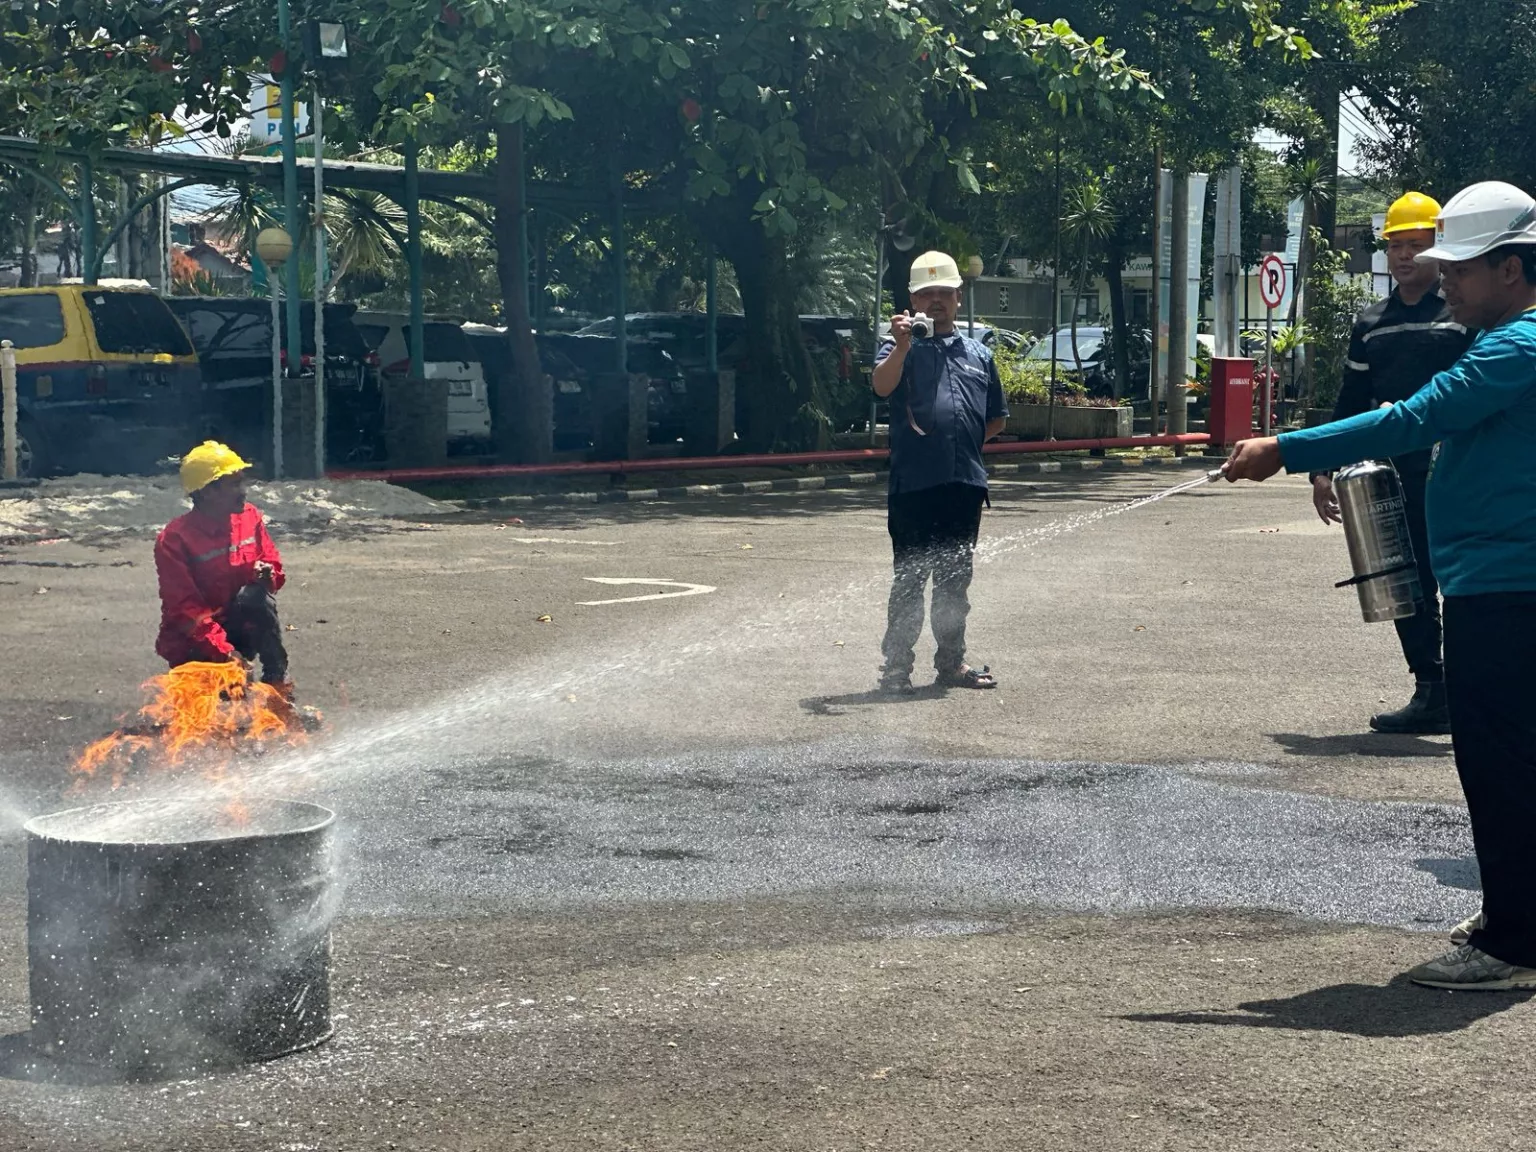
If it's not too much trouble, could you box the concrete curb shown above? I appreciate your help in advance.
[454,453,1218,510]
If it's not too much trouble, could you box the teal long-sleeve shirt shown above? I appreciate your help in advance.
[1278,309,1536,597]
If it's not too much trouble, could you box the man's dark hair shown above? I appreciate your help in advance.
[1484,244,1536,284]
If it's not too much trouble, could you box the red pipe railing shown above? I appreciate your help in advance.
[327,433,1212,485]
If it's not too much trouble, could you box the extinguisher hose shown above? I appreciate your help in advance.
[1335,560,1416,589]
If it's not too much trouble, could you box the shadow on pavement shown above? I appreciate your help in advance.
[1269,732,1452,759]
[800,684,949,714]
[1123,979,1533,1038]
[1416,855,1481,892]
[0,1032,142,1086]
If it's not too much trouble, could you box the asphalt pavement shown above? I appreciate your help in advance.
[0,467,1526,1152]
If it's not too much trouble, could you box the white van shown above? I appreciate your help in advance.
[353,311,492,447]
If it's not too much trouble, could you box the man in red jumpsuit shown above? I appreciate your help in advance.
[154,441,293,696]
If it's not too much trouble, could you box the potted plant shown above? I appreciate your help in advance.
[994,344,1133,440]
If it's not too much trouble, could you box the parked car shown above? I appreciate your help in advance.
[463,324,595,452]
[0,285,203,477]
[536,331,688,443]
[954,323,1029,351]
[353,311,491,452]
[577,312,885,436]
[166,297,385,466]
[1025,324,1151,397]
[573,312,749,371]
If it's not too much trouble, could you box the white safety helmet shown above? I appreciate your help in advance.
[907,250,964,293]
[1416,180,1536,263]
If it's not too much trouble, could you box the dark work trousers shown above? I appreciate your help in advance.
[219,582,289,684]
[1445,593,1536,967]
[1395,469,1443,682]
[881,483,987,677]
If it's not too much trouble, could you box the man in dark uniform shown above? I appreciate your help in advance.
[871,250,1008,693]
[1310,191,1475,733]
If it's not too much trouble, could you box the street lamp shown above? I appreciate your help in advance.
[963,254,984,339]
[256,226,293,479]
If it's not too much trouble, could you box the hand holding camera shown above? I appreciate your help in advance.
[890,311,934,348]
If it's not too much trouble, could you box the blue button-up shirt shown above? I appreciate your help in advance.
[876,331,1008,495]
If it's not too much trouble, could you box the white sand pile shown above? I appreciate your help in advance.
[0,474,456,543]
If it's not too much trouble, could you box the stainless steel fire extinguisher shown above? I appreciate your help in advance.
[1334,460,1423,623]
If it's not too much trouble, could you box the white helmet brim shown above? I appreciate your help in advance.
[908,276,964,292]
[1415,241,1488,263]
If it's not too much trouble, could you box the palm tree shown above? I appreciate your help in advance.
[1060,178,1116,379]
[198,133,411,299]
[1285,157,1334,404]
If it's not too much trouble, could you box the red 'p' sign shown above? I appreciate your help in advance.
[1259,253,1287,310]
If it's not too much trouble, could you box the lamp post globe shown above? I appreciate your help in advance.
[255,227,293,269]
[964,255,984,280]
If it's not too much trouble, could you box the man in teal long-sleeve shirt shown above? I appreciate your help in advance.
[1225,180,1536,991]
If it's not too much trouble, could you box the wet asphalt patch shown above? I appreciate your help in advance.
[331,747,1476,935]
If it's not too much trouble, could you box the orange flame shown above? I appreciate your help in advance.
[73,661,317,792]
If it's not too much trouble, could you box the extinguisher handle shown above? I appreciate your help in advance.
[1335,560,1415,589]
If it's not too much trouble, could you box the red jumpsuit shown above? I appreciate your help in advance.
[154,504,286,667]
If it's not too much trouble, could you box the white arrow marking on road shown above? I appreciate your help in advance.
[577,578,718,606]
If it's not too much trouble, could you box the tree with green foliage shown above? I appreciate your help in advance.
[1060,177,1116,382]
[318,0,1164,453]
[315,0,686,462]
[1353,0,1536,196]
[0,2,263,147]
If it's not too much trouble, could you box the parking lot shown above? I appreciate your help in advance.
[0,467,1525,1151]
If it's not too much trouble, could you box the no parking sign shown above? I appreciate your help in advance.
[1259,253,1287,310]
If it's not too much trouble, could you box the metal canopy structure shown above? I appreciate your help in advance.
[0,134,665,319]
[0,131,716,465]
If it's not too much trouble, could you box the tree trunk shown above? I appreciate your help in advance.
[1288,202,1315,406]
[1069,239,1089,379]
[713,205,818,452]
[1299,88,1337,409]
[493,122,552,464]
[1105,245,1129,402]
[19,181,37,288]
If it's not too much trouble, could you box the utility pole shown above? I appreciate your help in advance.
[277,0,303,376]
[312,83,327,478]
[1048,133,1062,441]
[1166,169,1190,437]
[1148,147,1163,431]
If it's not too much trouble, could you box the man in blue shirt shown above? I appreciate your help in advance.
[871,250,1009,693]
[1224,181,1536,991]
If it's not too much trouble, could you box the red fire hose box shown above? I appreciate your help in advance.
[1208,356,1255,448]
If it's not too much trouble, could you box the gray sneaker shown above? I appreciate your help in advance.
[1450,909,1485,946]
[1407,944,1536,991]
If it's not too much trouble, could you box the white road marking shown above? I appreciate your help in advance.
[511,537,622,546]
[577,578,718,606]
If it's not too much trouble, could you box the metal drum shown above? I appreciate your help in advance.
[1334,460,1424,623]
[25,798,335,1079]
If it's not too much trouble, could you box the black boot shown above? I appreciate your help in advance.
[1370,681,1450,735]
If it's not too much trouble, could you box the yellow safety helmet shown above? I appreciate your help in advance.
[180,440,251,494]
[1382,191,1441,237]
